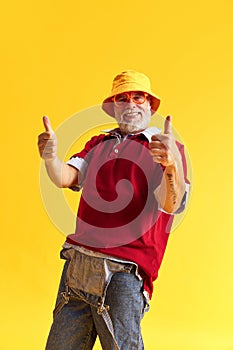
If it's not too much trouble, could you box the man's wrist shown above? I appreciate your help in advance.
[45,156,58,165]
[165,150,182,170]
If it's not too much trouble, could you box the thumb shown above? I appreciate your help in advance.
[164,115,172,134]
[43,116,54,133]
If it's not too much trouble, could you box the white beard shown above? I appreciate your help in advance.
[118,112,151,134]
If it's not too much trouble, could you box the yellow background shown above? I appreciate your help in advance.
[1,0,233,349]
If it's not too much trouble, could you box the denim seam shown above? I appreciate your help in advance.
[80,321,96,350]
[69,283,121,350]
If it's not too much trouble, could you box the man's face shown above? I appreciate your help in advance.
[113,91,152,135]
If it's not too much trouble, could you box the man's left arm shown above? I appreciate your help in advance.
[149,116,187,213]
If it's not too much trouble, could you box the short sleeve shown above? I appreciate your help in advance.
[66,134,106,191]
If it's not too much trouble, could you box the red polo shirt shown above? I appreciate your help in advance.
[66,128,189,298]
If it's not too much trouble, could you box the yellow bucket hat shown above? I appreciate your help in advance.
[102,70,161,117]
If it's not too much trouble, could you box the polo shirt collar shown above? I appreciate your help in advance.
[101,126,161,142]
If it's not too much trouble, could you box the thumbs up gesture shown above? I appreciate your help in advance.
[149,116,181,167]
[38,116,57,160]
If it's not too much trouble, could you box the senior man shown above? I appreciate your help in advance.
[38,70,189,349]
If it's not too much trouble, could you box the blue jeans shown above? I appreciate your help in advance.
[45,258,146,349]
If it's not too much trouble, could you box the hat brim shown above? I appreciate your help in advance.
[102,91,161,117]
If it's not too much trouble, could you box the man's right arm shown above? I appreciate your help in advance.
[38,116,80,188]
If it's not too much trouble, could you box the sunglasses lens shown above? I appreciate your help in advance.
[131,92,146,104]
[114,92,147,106]
[115,93,129,104]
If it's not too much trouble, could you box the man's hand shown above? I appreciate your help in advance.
[149,116,181,167]
[38,116,57,161]
[37,116,79,188]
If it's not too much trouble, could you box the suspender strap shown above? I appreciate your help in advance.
[97,303,120,350]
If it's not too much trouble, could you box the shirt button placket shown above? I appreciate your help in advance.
[109,136,120,158]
